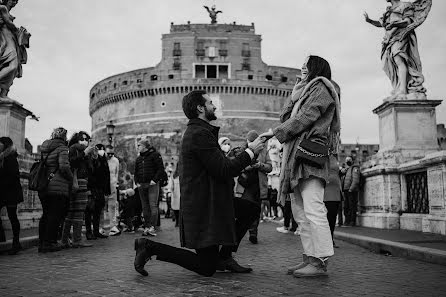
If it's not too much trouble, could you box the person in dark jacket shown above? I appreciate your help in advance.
[61,131,95,248]
[85,143,111,240]
[341,156,361,227]
[0,136,23,255]
[38,127,73,253]
[133,90,265,277]
[134,139,165,237]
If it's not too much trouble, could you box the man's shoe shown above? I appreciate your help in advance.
[134,238,158,276]
[276,226,290,234]
[249,235,258,244]
[293,257,328,278]
[287,255,309,274]
[217,257,252,273]
[94,232,108,239]
[86,232,97,240]
[41,242,62,253]
[143,226,157,237]
[71,241,93,248]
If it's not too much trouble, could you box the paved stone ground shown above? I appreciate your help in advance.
[1,219,446,297]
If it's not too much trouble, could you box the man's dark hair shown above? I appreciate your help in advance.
[105,145,114,150]
[68,131,91,147]
[182,90,207,119]
[0,136,13,149]
[306,55,332,82]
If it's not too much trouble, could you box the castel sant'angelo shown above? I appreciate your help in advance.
[89,7,300,181]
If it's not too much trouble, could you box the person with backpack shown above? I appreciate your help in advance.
[0,137,23,255]
[37,128,73,253]
[341,156,361,227]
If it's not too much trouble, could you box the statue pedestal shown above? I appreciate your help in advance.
[0,99,35,154]
[372,99,442,165]
[359,99,443,231]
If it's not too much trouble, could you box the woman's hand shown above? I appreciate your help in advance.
[259,131,274,142]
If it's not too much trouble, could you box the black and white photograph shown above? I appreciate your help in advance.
[1,0,446,296]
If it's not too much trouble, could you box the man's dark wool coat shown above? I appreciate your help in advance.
[179,118,252,249]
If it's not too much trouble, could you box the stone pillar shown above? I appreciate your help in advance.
[0,100,34,154]
[359,99,442,230]
[373,100,442,165]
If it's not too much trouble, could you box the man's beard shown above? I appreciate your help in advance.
[205,109,217,121]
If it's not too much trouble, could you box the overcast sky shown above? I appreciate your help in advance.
[10,0,446,147]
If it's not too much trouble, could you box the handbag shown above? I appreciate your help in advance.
[72,168,79,193]
[295,139,329,169]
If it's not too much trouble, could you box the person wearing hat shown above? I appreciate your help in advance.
[134,138,166,237]
[37,128,73,253]
[235,130,272,244]
[0,136,23,255]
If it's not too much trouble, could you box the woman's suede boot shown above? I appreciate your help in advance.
[293,256,328,278]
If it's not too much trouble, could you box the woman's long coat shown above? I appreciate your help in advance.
[179,118,252,249]
[0,147,23,207]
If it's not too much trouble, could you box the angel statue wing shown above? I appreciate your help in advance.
[203,5,210,12]
[400,0,432,41]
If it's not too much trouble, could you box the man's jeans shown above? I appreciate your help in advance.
[291,177,334,258]
[138,183,159,228]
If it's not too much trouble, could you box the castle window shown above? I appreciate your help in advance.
[168,74,174,79]
[173,42,181,56]
[207,65,217,78]
[281,76,288,83]
[265,75,272,81]
[219,65,228,78]
[196,41,205,56]
[122,80,128,85]
[113,83,117,89]
[219,41,228,56]
[161,101,166,107]
[195,65,205,78]
[137,79,143,83]
[91,93,95,99]
[242,43,250,57]
[173,59,181,70]
[248,75,253,80]
[241,59,250,71]
[150,75,158,81]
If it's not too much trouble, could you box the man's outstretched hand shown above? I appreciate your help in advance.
[248,137,265,155]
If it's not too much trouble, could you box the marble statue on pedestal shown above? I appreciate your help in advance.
[364,0,432,100]
[0,0,30,102]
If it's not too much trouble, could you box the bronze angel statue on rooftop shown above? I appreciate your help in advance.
[0,0,30,100]
[364,0,432,100]
[204,5,222,24]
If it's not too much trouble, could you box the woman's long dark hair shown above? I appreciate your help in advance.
[305,55,332,82]
[68,131,90,147]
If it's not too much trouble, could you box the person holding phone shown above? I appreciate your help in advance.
[260,55,341,277]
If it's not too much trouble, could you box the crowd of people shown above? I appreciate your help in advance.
[1,55,364,280]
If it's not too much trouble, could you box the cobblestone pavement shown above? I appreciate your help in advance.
[1,219,446,297]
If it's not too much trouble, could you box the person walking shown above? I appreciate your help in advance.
[260,55,341,277]
[133,90,264,277]
[134,139,165,237]
[0,137,23,255]
[37,128,73,253]
[61,132,95,248]
[276,194,298,234]
[85,144,111,240]
[341,156,360,227]
[324,154,342,248]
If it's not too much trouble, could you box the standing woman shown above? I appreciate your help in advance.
[260,55,341,277]
[61,132,95,248]
[38,128,73,253]
[0,136,23,255]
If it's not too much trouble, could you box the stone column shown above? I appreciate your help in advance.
[0,100,35,154]
[359,99,442,229]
